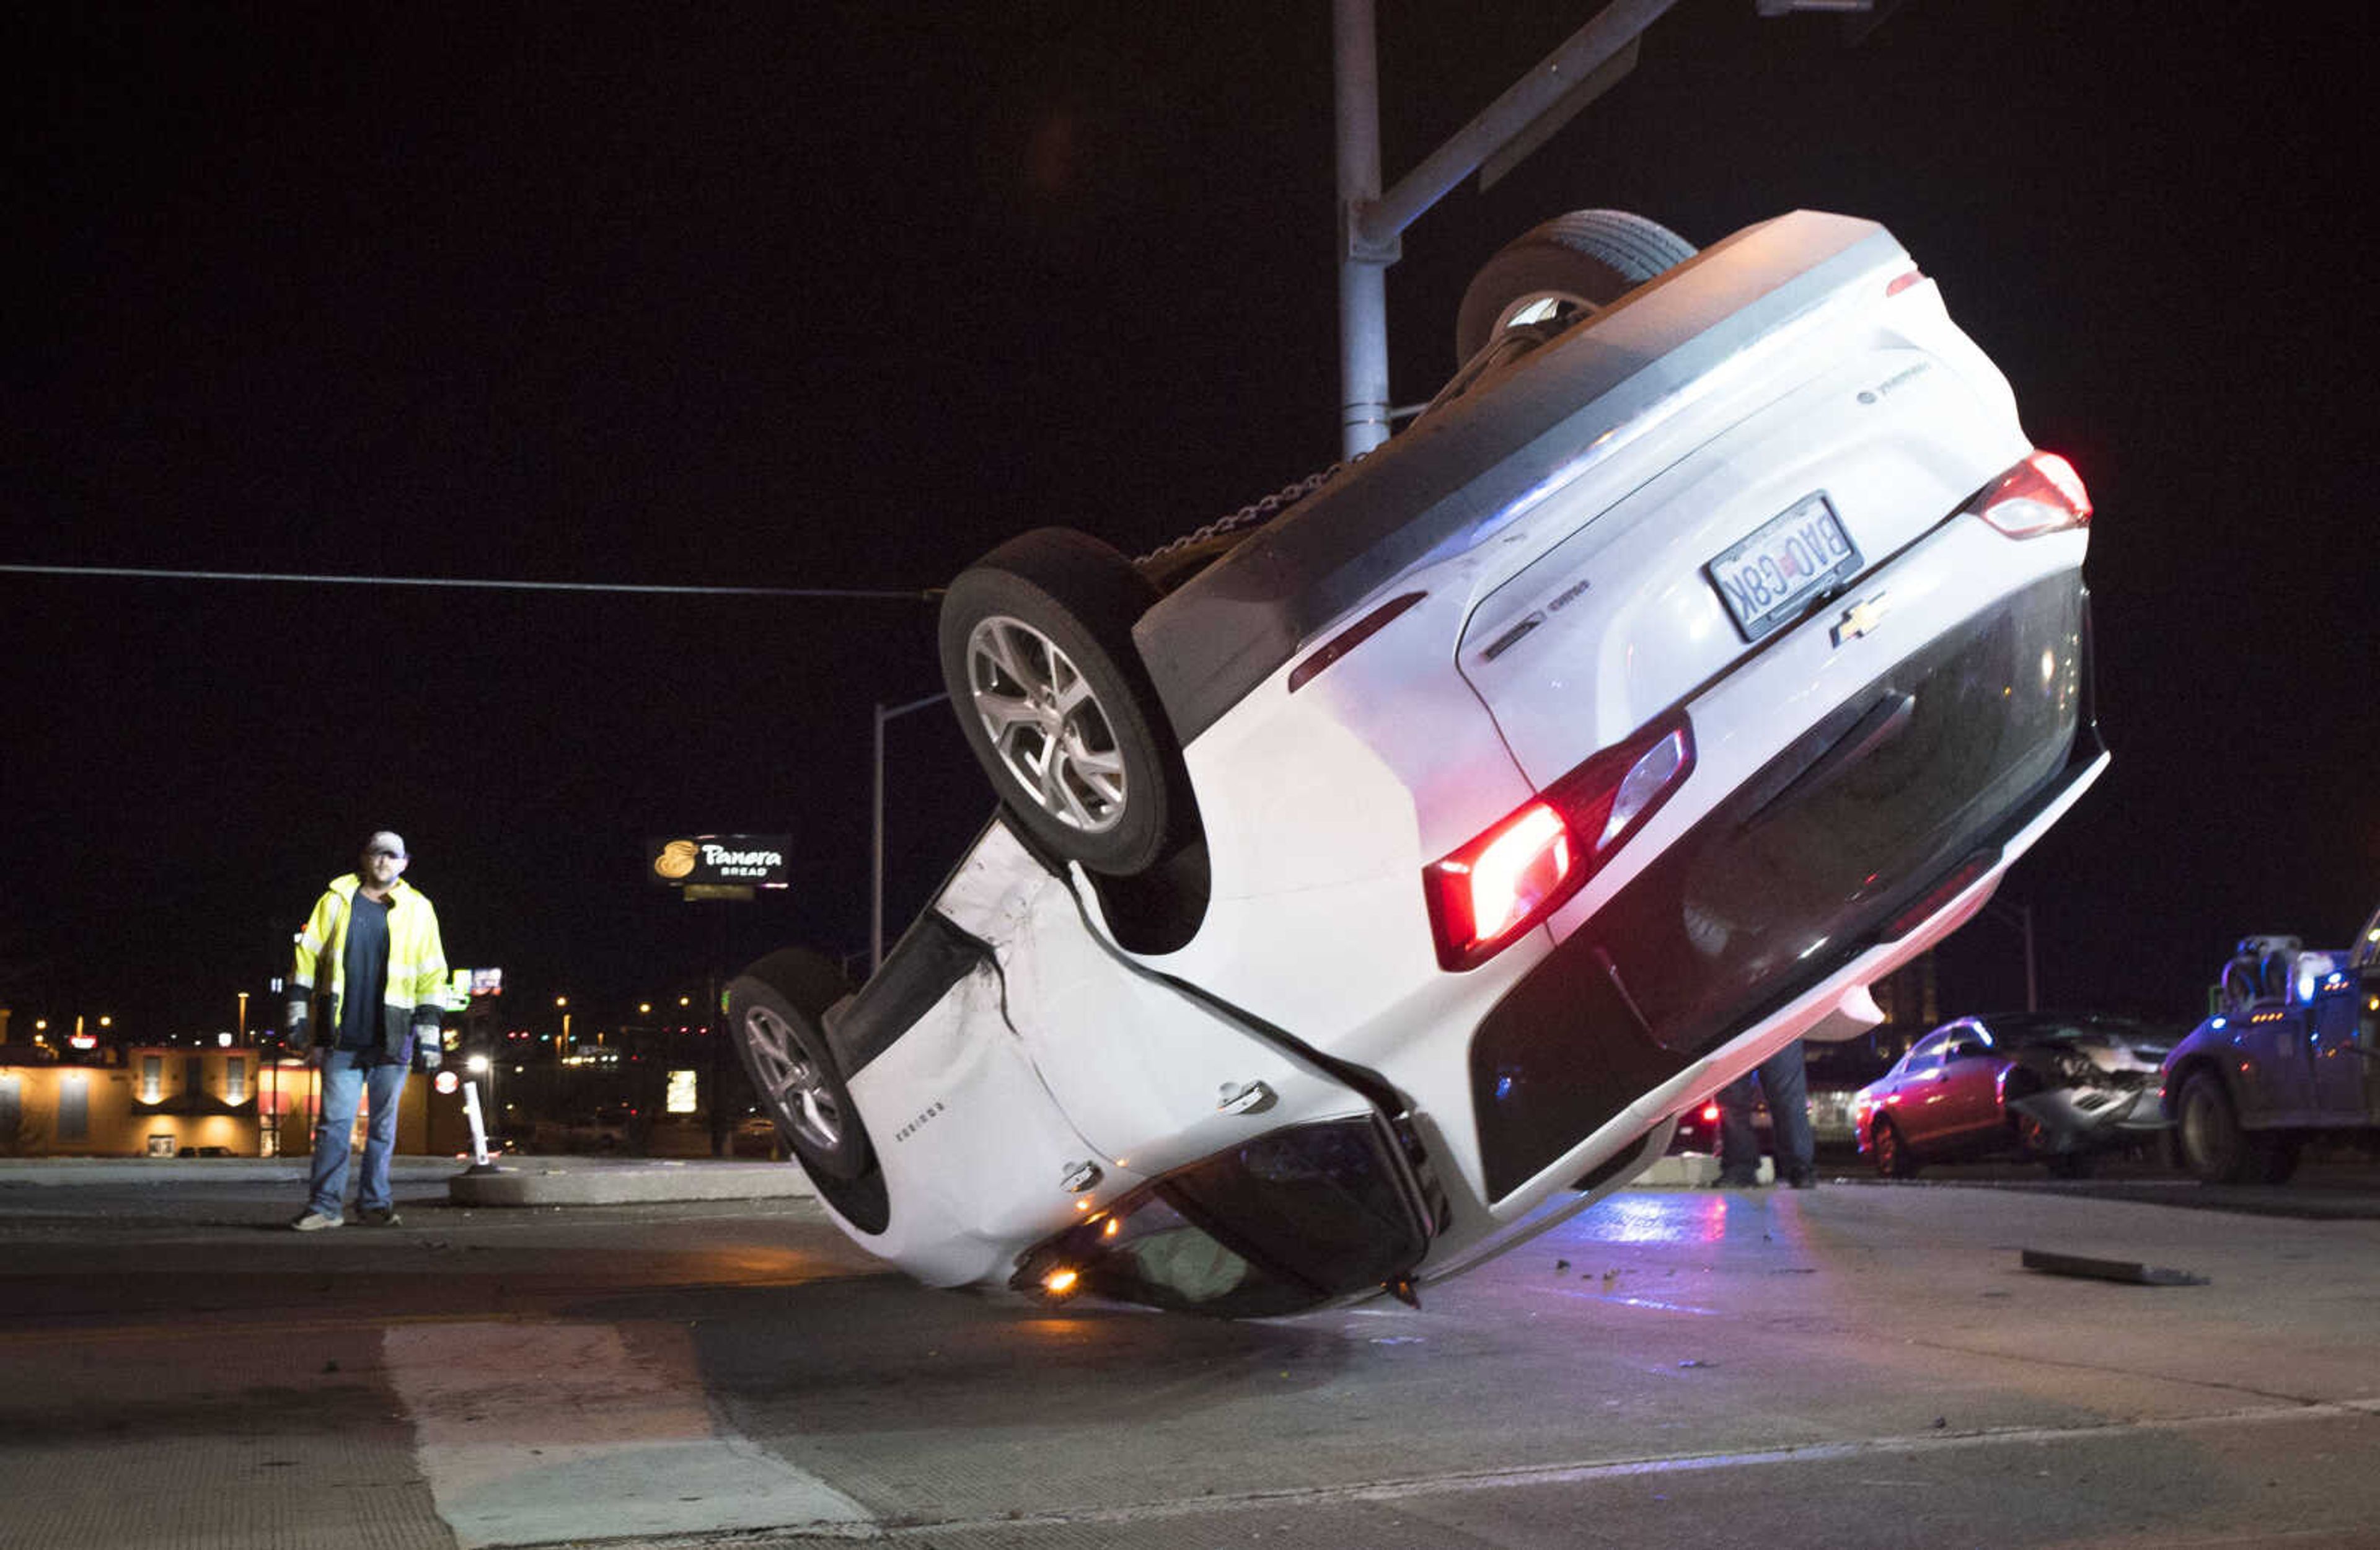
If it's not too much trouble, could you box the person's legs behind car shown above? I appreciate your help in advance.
[1759,1041,1817,1187]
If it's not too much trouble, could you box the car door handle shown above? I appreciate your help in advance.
[1217,1080,1277,1116]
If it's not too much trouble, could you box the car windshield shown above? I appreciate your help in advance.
[1010,1116,1432,1318]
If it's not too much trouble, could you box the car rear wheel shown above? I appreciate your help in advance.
[728,948,869,1182]
[1871,1116,1920,1179]
[939,527,1190,876]
[1453,209,1698,364]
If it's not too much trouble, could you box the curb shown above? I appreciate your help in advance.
[447,1158,816,1207]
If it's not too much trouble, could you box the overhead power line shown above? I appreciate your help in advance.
[0,563,936,601]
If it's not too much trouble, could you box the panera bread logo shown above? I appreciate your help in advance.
[646,834,791,887]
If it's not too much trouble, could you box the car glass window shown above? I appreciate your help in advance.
[1163,1119,1427,1294]
[1901,1034,1949,1075]
[1009,1116,1430,1318]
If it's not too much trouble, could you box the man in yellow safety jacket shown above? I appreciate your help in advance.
[284,830,447,1230]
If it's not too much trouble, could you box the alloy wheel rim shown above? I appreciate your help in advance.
[1494,290,1598,338]
[965,614,1127,834]
[742,1006,844,1154]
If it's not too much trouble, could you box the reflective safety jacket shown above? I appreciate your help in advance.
[290,874,448,1047]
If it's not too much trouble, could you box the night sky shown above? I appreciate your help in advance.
[4,2,2374,1042]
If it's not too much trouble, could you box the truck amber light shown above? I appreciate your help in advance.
[1042,1267,1080,1296]
[1426,718,1694,971]
[1974,450,2092,538]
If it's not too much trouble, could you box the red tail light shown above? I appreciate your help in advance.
[1426,718,1695,971]
[1973,451,2091,538]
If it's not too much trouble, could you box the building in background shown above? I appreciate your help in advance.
[0,1045,465,1159]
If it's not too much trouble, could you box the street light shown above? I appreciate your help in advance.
[236,991,249,1046]
[1984,900,2039,1012]
[873,691,949,972]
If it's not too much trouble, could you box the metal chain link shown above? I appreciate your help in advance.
[1135,454,1368,564]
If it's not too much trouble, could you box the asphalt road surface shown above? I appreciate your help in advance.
[3,1158,2379,1549]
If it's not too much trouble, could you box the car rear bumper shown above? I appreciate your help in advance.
[1468,571,2100,1199]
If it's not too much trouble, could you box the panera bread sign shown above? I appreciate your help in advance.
[646,834,791,889]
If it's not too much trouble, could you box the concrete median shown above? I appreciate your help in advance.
[446,1155,816,1207]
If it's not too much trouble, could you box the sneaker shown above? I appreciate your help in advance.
[1785,1169,1818,1190]
[289,1209,343,1232]
[358,1206,402,1227]
[1712,1171,1761,1189]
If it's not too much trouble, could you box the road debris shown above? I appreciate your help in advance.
[2020,1248,2207,1286]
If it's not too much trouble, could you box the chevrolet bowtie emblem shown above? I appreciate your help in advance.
[1831,595,1889,646]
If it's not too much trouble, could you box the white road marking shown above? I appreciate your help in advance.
[775,1397,2380,1540]
[382,1321,871,1548]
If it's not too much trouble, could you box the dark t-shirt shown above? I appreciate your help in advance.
[336,892,392,1049]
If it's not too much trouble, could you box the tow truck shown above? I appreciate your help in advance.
[2160,903,2380,1182]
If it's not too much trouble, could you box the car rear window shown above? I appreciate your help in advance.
[1469,572,2091,1199]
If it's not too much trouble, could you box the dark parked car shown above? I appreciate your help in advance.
[1851,1013,2174,1178]
[2161,909,2380,1184]
[1670,1036,1895,1156]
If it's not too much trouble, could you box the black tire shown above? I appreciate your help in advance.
[1454,209,1698,364]
[939,528,1191,876]
[2257,1135,2303,1186]
[727,948,870,1182]
[2177,1070,2257,1184]
[1872,1117,1921,1179]
[2045,1150,2097,1181]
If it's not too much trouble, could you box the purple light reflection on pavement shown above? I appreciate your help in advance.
[1561,1192,1734,1246]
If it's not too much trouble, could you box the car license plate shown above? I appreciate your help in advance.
[1705,492,1862,641]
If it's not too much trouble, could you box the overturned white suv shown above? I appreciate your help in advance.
[730,209,2107,1316]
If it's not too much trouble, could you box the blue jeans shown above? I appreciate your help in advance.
[1717,1039,1815,1180]
[307,1048,408,1216]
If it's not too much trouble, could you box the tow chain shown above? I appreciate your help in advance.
[1135,456,1366,565]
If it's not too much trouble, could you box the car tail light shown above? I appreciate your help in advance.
[1973,451,2092,538]
[1426,718,1695,971]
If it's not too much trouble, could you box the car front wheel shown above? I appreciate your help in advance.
[2176,1070,2276,1185]
[728,948,869,1182]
